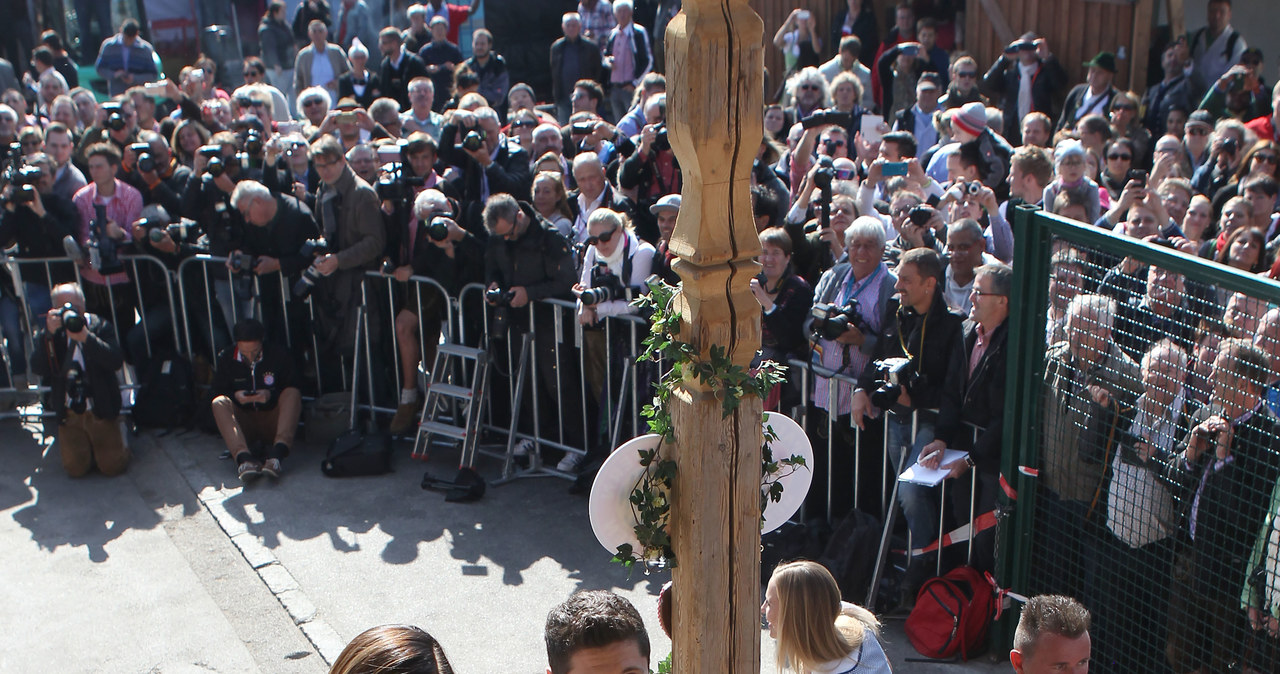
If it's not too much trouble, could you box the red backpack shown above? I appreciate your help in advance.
[904,566,997,661]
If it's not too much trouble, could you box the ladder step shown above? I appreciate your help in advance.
[429,383,474,399]
[437,343,487,360]
[419,421,468,440]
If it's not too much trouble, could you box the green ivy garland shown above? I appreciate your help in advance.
[611,279,806,572]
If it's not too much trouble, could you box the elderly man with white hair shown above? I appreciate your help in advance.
[1038,293,1141,608]
[401,76,443,139]
[567,151,630,244]
[293,20,352,103]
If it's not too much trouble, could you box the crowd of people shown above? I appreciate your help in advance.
[0,0,1279,670]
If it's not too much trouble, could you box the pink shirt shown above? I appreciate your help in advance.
[73,178,143,286]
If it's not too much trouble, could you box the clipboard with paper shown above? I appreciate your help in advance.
[898,449,970,486]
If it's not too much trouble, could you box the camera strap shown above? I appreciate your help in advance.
[838,263,884,306]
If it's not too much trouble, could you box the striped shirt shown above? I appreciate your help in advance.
[73,179,143,286]
[814,263,890,415]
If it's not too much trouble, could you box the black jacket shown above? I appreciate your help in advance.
[336,70,382,109]
[291,0,331,46]
[483,201,576,303]
[212,341,297,411]
[935,319,1008,472]
[1141,75,1192,138]
[981,54,1068,145]
[1056,83,1119,133]
[857,290,967,413]
[30,314,124,420]
[550,36,603,104]
[379,51,430,111]
[239,195,322,278]
[409,224,485,296]
[0,191,79,280]
[122,161,191,217]
[438,122,532,219]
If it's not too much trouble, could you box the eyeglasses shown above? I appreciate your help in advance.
[585,227,619,246]
[1255,154,1278,164]
[303,99,325,107]
[970,289,1006,298]
[799,84,821,91]
[1107,153,1132,161]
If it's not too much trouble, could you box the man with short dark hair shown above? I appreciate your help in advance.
[1142,42,1193,138]
[819,35,873,110]
[211,318,301,481]
[545,590,650,674]
[981,33,1067,145]
[418,16,463,111]
[378,26,429,110]
[1189,0,1248,97]
[93,19,159,97]
[572,79,605,118]
[1010,594,1092,674]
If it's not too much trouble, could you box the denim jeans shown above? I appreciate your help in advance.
[0,283,52,378]
[884,411,940,550]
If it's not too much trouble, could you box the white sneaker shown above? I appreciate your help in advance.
[557,453,582,472]
[513,439,535,457]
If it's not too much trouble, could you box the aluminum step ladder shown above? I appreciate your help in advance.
[411,343,489,468]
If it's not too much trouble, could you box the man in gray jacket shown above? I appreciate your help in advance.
[294,21,352,102]
[307,136,384,386]
[93,20,159,97]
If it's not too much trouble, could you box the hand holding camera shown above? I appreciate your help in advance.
[234,390,269,405]
[48,303,87,341]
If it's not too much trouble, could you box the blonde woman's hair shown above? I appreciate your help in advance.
[586,207,631,233]
[328,624,454,674]
[770,560,878,672]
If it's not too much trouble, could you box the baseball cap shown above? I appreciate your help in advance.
[649,194,681,215]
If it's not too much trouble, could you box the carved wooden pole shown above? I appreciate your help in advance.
[665,0,764,671]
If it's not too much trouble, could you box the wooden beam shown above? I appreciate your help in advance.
[665,0,765,670]
[1130,0,1155,92]
[1168,0,1185,40]
[976,0,1015,47]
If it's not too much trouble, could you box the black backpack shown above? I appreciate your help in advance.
[817,509,883,603]
[132,355,196,429]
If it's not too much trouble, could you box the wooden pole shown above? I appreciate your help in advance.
[664,0,765,671]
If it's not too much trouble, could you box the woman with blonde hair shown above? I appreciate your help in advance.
[329,624,454,674]
[532,170,574,239]
[762,560,893,673]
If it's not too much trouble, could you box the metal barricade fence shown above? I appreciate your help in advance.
[362,270,458,400]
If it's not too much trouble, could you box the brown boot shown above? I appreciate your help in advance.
[389,402,417,435]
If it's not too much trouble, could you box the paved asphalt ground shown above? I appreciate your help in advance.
[0,413,1009,672]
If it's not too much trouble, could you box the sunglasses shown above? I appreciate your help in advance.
[304,99,325,107]
[956,71,977,78]
[799,84,821,91]
[585,227,619,246]
[243,70,262,77]
[1112,104,1136,112]
[1255,154,1279,164]
[512,120,537,128]
[1107,153,1132,161]
[824,139,846,148]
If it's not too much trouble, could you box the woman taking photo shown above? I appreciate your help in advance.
[763,560,893,673]
[751,227,813,411]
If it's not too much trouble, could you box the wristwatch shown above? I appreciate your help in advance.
[964,455,976,468]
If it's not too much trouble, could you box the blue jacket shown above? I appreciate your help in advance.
[94,35,160,96]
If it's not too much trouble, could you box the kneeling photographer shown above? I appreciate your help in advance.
[30,282,128,477]
[571,207,654,472]
[850,247,966,595]
[0,152,79,388]
[801,216,896,521]
[481,194,583,470]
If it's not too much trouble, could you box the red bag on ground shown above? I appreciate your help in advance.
[904,566,996,661]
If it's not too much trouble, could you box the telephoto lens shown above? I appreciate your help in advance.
[462,129,485,152]
[427,217,451,242]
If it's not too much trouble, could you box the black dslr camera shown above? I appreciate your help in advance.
[198,145,225,177]
[130,142,155,173]
[65,363,88,413]
[292,237,331,299]
[102,102,127,132]
[579,262,628,306]
[869,357,920,410]
[651,123,670,152]
[426,216,452,242]
[809,301,867,341]
[485,287,516,307]
[87,203,122,274]
[813,154,836,191]
[6,166,42,205]
[227,250,258,274]
[58,302,86,333]
[462,128,486,152]
[139,216,199,245]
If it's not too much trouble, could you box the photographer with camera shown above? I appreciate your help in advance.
[751,227,812,412]
[1201,64,1269,123]
[124,204,204,370]
[618,93,678,245]
[386,188,483,434]
[30,282,128,477]
[309,134,385,386]
[0,152,79,387]
[120,131,190,217]
[211,318,301,482]
[230,179,323,304]
[74,99,137,168]
[71,143,142,329]
[850,247,966,594]
[482,193,584,467]
[570,208,654,469]
[438,106,531,229]
[801,216,896,520]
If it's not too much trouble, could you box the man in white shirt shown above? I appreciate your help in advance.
[400,76,443,140]
[1189,0,1248,97]
[818,35,874,111]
